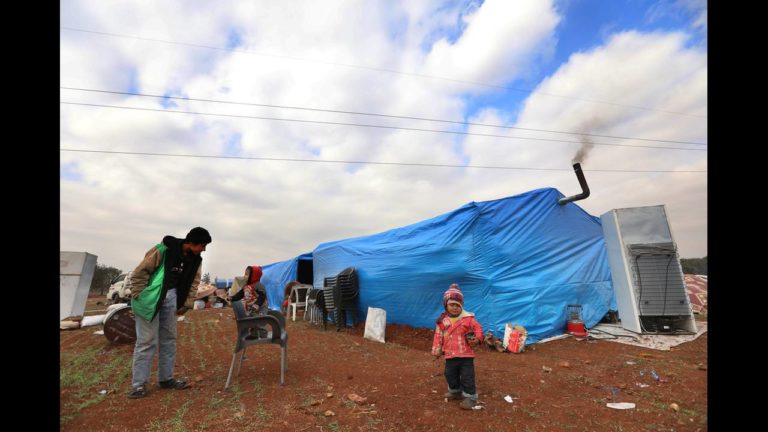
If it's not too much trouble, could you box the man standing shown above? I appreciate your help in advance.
[127,227,212,399]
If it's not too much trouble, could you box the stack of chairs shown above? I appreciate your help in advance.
[320,267,359,330]
[321,276,337,330]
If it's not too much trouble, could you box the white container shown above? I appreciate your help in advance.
[60,252,98,320]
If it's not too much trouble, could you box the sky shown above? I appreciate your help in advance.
[60,0,707,281]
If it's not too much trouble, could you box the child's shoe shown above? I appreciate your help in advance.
[460,398,479,409]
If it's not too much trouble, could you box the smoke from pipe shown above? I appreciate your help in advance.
[573,135,594,164]
[572,117,607,164]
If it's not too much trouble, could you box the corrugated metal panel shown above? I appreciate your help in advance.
[630,253,690,315]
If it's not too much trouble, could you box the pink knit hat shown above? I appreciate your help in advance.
[443,283,464,308]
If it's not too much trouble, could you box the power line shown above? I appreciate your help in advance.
[59,148,707,173]
[61,87,707,146]
[60,102,707,152]
[60,26,706,119]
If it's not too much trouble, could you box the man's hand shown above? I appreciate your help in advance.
[176,306,190,316]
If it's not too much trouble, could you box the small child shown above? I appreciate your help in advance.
[431,283,484,409]
[230,265,268,336]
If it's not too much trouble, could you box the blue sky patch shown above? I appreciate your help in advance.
[223,133,243,156]
[227,28,243,49]
[60,161,82,181]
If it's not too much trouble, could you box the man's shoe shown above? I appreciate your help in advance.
[460,398,479,410]
[128,385,148,399]
[444,391,462,400]
[159,378,190,390]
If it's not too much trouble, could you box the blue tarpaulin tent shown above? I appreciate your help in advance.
[308,188,614,343]
[261,252,313,310]
[213,277,233,290]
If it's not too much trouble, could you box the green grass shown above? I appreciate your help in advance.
[60,344,133,424]
[251,379,264,397]
[143,400,192,432]
[254,402,270,421]
[169,400,192,432]
[326,422,352,432]
[209,396,225,409]
[146,419,166,432]
[229,382,242,401]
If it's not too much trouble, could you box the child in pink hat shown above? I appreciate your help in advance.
[431,283,484,409]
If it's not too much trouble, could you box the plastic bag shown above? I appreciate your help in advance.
[503,323,528,353]
[363,307,387,343]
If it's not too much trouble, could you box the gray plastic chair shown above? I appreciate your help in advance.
[224,301,288,389]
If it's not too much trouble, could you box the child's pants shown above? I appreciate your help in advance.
[444,357,477,399]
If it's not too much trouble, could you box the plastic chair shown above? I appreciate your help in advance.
[288,284,310,322]
[303,288,323,324]
[224,301,288,389]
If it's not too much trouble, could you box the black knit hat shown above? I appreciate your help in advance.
[185,227,212,244]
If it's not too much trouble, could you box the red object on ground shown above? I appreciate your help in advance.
[566,320,588,337]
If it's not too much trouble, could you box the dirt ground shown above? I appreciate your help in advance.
[60,295,707,431]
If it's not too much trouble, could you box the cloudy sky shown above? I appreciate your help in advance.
[60,0,707,281]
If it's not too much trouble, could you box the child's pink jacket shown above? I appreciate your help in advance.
[431,310,484,359]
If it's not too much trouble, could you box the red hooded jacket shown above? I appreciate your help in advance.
[431,310,484,359]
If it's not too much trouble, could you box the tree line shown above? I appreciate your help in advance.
[680,256,707,275]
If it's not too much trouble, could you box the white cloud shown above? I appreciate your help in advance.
[60,1,706,279]
[423,0,560,90]
[474,30,707,256]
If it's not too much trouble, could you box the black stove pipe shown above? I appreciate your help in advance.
[558,163,590,205]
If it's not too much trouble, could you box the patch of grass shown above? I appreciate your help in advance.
[146,419,165,432]
[295,389,313,407]
[251,379,264,397]
[76,394,106,411]
[194,410,219,432]
[229,383,242,401]
[520,406,541,419]
[169,400,192,432]
[209,396,224,409]
[61,344,134,422]
[161,391,175,408]
[326,422,351,432]
[254,402,270,421]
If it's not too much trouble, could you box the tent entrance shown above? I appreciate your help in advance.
[297,258,313,285]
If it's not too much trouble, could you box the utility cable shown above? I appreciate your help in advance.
[60,87,707,146]
[60,102,708,152]
[59,148,707,173]
[60,26,707,119]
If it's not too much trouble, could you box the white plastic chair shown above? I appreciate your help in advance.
[288,284,310,321]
